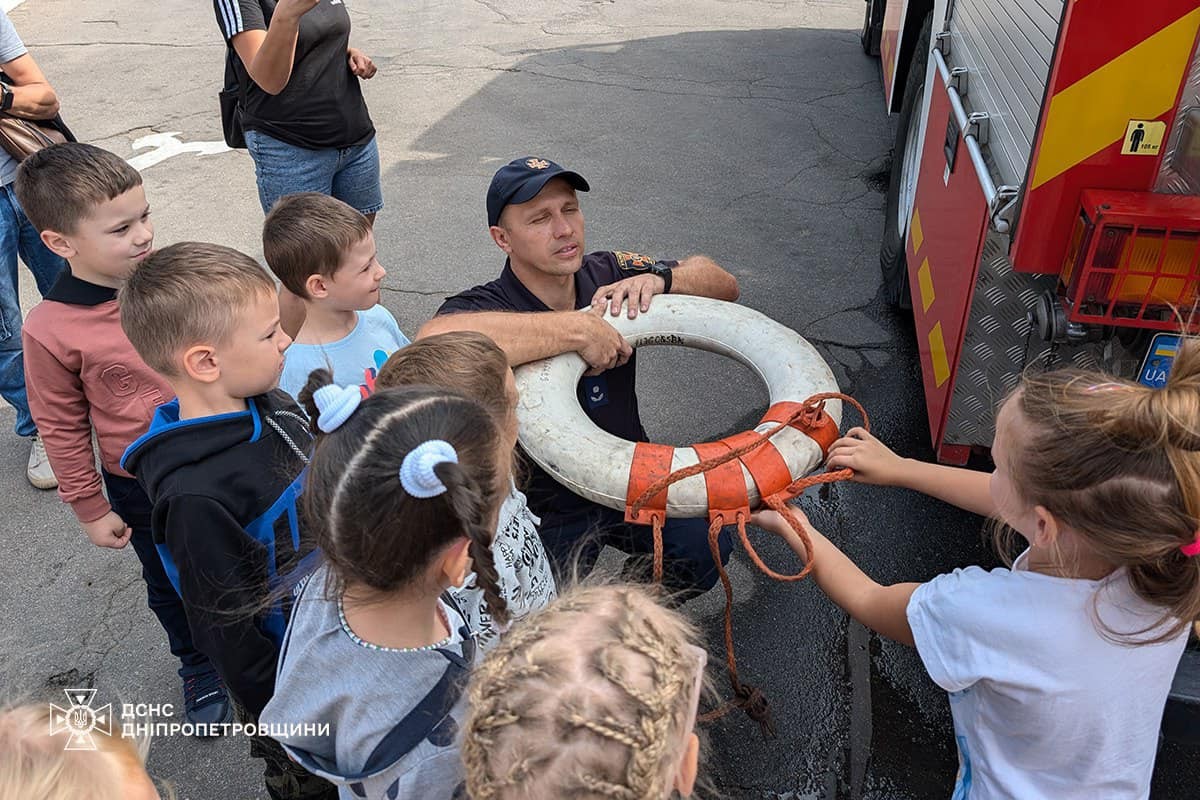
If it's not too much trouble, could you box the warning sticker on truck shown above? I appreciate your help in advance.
[1121,120,1166,155]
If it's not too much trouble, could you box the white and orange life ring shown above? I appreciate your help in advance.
[514,296,841,522]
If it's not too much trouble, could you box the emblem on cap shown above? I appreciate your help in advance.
[526,158,550,170]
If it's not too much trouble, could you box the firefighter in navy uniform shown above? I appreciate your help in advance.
[422,157,741,599]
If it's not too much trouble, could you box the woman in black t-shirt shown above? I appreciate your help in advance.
[215,0,381,222]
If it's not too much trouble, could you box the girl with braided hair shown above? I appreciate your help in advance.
[754,343,1200,799]
[462,583,707,800]
[0,702,165,800]
[259,370,511,800]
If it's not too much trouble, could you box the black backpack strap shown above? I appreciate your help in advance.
[355,595,476,775]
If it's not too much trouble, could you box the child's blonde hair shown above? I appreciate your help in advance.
[376,331,518,477]
[463,584,705,800]
[0,703,161,800]
[1008,341,1200,640]
[376,331,512,424]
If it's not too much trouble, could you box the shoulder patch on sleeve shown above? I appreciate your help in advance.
[613,251,657,271]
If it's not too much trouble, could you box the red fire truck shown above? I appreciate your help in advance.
[860,0,1199,748]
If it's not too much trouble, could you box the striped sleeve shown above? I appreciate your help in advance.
[213,0,265,40]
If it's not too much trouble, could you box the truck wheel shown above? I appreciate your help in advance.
[879,13,932,310]
[860,0,883,56]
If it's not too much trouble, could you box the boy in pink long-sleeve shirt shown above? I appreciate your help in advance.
[16,143,231,729]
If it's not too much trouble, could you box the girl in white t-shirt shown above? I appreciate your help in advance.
[376,331,557,650]
[754,345,1200,800]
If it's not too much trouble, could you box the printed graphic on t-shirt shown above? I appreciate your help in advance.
[453,487,556,651]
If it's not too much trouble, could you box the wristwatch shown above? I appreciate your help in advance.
[648,260,673,294]
[0,84,13,113]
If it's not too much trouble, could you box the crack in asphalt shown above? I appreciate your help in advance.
[469,0,519,24]
[26,40,216,48]
[381,286,453,297]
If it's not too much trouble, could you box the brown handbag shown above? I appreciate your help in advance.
[0,115,68,161]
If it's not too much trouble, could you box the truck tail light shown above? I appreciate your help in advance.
[1060,190,1200,331]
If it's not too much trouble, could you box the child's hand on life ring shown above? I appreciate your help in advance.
[826,427,908,486]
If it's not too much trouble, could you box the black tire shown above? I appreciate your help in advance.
[879,13,932,310]
[860,0,884,56]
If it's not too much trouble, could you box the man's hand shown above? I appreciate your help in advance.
[348,48,377,79]
[591,274,666,320]
[577,305,633,376]
[81,511,132,549]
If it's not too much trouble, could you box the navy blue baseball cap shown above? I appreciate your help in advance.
[487,157,590,227]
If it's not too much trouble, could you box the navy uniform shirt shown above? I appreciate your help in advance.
[437,251,674,526]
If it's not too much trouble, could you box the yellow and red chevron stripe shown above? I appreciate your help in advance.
[879,0,907,109]
[1031,7,1200,190]
[1012,0,1200,273]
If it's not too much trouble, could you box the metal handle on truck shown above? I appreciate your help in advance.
[932,47,1019,233]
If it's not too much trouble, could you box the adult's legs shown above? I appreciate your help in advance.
[330,135,383,218]
[535,507,608,586]
[0,189,35,438]
[244,130,339,215]
[0,185,68,439]
[10,185,67,294]
[608,514,733,601]
[536,501,733,600]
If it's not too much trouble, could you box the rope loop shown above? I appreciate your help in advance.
[632,391,868,734]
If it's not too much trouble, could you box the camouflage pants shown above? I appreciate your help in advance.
[250,733,339,800]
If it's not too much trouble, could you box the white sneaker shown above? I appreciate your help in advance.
[26,435,58,490]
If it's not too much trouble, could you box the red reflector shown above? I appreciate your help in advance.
[1060,191,1200,332]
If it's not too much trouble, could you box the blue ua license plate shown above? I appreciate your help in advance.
[1137,333,1183,388]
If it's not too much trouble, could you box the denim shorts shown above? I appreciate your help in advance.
[244,129,383,217]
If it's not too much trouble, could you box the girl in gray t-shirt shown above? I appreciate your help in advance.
[261,376,512,800]
[374,331,558,652]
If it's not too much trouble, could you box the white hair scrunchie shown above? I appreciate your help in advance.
[399,439,459,498]
[312,384,364,433]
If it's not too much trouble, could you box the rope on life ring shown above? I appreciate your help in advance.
[514,296,870,735]
[629,391,868,735]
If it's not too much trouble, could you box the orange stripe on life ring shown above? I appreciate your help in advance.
[625,442,674,524]
[759,401,840,455]
[720,430,793,500]
[693,441,751,522]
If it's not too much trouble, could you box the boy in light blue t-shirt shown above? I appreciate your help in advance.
[263,193,409,399]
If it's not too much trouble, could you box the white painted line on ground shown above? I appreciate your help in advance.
[127,132,231,171]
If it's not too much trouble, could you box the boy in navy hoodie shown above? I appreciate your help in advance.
[120,242,334,800]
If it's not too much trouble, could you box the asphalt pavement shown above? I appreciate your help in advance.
[1,1,1192,799]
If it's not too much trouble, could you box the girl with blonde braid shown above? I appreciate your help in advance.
[0,703,164,799]
[753,343,1200,799]
[463,584,707,800]
[260,372,510,800]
